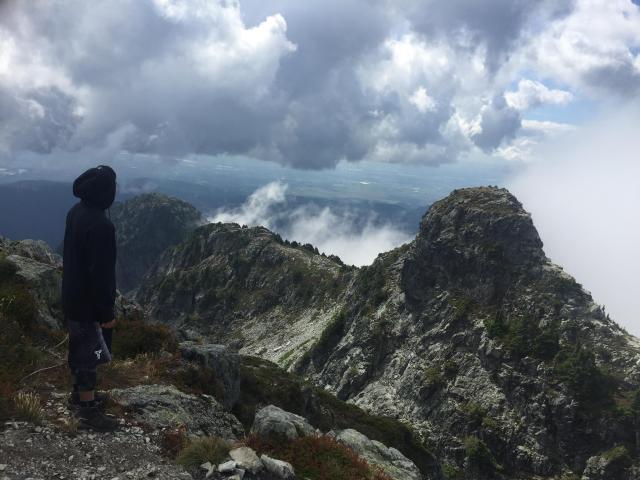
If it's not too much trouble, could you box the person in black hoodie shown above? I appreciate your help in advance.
[62,165,118,431]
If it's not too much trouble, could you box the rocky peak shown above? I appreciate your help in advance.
[405,186,545,304]
[111,192,202,293]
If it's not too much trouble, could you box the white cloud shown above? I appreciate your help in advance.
[509,106,640,334]
[208,181,412,266]
[529,0,640,94]
[409,87,437,113]
[505,79,573,110]
[0,0,296,159]
[0,0,639,170]
[210,181,288,227]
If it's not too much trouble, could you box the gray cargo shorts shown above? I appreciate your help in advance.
[67,319,112,371]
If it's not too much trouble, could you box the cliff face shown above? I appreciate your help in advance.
[138,187,640,479]
[111,193,202,293]
[295,187,640,478]
[136,222,352,366]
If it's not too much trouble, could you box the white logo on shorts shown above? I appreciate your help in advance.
[95,349,102,359]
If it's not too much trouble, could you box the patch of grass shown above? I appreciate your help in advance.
[111,314,178,359]
[459,402,498,430]
[244,434,392,480]
[442,462,463,480]
[172,361,225,400]
[601,445,631,464]
[176,436,231,468]
[13,391,43,424]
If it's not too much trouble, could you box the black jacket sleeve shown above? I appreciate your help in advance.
[86,220,117,324]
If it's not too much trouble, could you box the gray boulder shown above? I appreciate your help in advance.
[110,384,244,439]
[229,446,263,474]
[179,341,241,410]
[251,405,316,442]
[261,455,295,479]
[4,252,62,330]
[7,239,62,266]
[328,429,421,480]
[581,447,632,480]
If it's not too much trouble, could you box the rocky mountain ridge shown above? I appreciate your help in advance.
[0,234,435,480]
[2,186,640,479]
[111,192,203,293]
[133,186,640,479]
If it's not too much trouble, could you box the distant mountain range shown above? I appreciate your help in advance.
[0,178,426,251]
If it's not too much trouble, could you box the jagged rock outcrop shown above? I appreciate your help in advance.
[328,428,422,480]
[0,237,62,330]
[180,341,241,410]
[111,193,202,293]
[296,187,640,479]
[581,446,633,480]
[137,222,351,365]
[110,384,244,439]
[137,186,640,479]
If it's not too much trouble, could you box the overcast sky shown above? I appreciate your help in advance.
[1,0,639,332]
[1,0,639,172]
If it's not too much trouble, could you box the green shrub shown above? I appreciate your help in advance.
[176,436,231,468]
[554,343,616,409]
[485,314,559,362]
[442,463,463,480]
[173,362,225,400]
[461,402,486,426]
[357,260,389,308]
[111,315,177,359]
[484,314,508,338]
[602,445,632,465]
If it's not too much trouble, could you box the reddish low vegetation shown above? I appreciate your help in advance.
[243,433,392,480]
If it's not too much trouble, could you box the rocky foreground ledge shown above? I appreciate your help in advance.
[0,384,419,480]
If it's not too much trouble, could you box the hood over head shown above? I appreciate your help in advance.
[73,165,117,209]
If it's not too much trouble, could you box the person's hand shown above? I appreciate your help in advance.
[101,319,117,329]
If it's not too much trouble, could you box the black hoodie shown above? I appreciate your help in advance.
[62,166,117,324]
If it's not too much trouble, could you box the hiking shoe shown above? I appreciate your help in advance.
[77,404,118,432]
[68,391,108,410]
